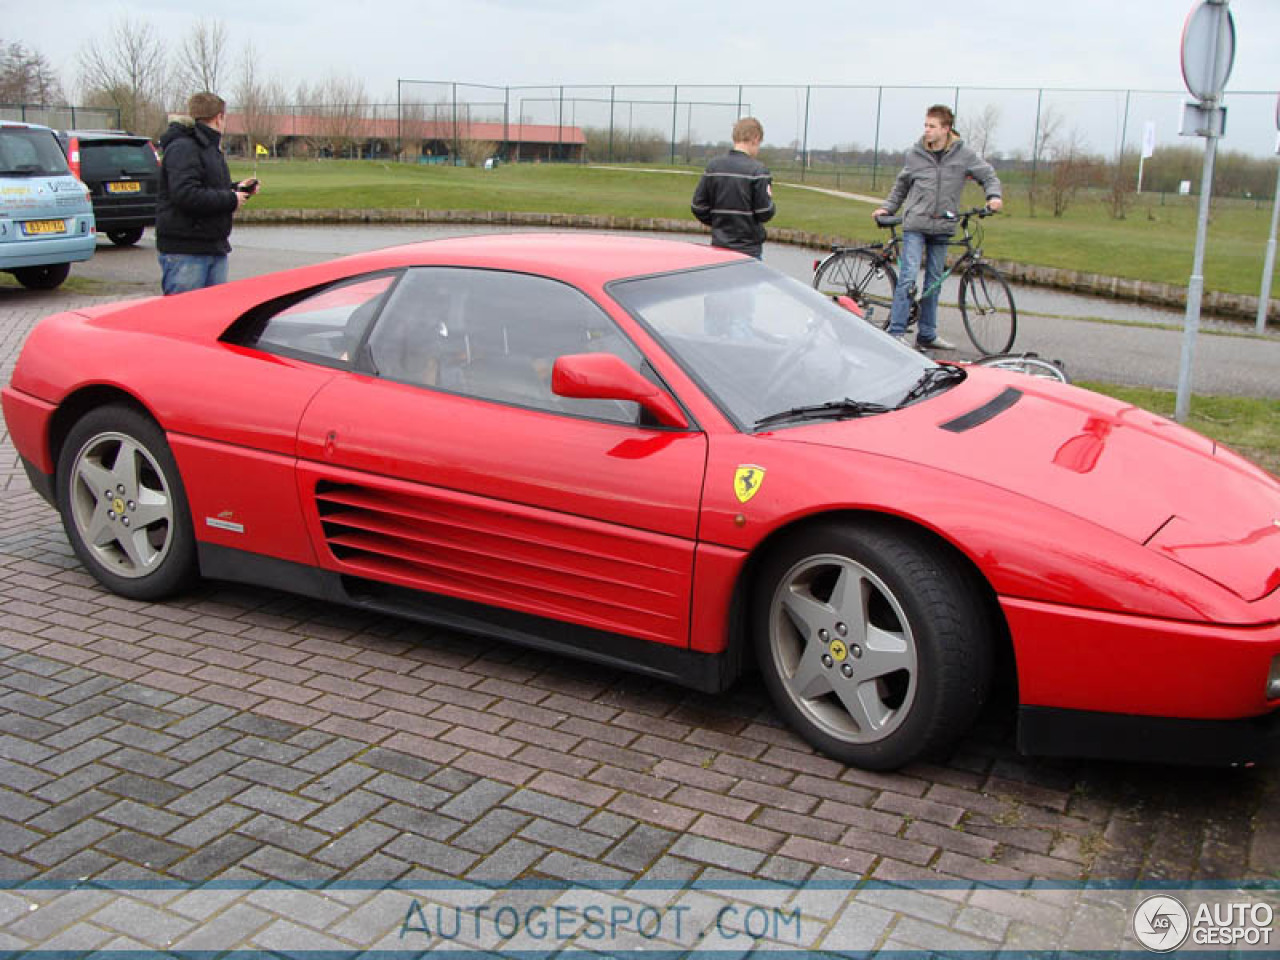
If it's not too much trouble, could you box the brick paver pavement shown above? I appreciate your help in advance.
[2,285,1278,953]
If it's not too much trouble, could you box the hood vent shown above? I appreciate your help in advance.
[940,387,1022,433]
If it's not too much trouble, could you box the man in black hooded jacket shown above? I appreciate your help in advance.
[155,91,257,295]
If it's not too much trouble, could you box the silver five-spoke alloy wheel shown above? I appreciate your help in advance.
[753,523,991,770]
[57,405,197,601]
[767,552,917,745]
[68,430,175,578]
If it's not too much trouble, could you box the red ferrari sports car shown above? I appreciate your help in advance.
[4,234,1279,770]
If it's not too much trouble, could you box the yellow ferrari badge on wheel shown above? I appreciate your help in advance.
[734,465,765,504]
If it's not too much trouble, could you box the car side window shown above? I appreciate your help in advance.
[252,273,399,364]
[365,266,650,423]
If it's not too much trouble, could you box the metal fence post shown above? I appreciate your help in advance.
[608,86,615,163]
[1031,88,1043,212]
[800,85,811,183]
[872,87,883,192]
[671,85,678,165]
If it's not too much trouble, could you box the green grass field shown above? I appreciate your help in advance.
[231,158,1280,297]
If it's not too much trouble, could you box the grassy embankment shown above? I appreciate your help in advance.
[223,159,1277,470]
[231,158,1280,296]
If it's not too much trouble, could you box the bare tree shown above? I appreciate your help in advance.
[1047,127,1095,217]
[174,19,229,98]
[1027,104,1064,217]
[963,103,1000,158]
[458,138,497,167]
[76,16,168,134]
[0,40,65,104]
[315,72,368,158]
[231,41,277,158]
[1107,149,1139,220]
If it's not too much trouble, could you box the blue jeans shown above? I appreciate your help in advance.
[158,253,228,295]
[888,231,948,342]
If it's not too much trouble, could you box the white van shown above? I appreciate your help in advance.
[0,121,96,289]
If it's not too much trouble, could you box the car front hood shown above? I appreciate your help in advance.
[784,375,1280,602]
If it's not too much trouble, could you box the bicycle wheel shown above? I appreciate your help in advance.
[814,250,897,330]
[973,353,1069,383]
[958,263,1017,355]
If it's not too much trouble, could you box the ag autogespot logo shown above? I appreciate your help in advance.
[1133,895,1191,952]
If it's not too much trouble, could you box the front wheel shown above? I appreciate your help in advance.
[107,228,144,246]
[813,250,896,330]
[56,405,198,601]
[753,522,992,770]
[13,262,71,290]
[959,263,1017,355]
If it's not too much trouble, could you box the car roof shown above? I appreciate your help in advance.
[333,232,746,288]
[60,129,152,141]
[0,121,57,133]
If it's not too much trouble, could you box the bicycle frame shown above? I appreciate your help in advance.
[881,212,984,305]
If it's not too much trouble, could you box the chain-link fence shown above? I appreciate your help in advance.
[10,84,1276,198]
[0,104,121,130]
[392,81,1279,197]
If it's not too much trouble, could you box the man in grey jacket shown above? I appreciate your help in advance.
[873,105,1002,350]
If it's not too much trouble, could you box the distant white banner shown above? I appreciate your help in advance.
[1143,120,1157,159]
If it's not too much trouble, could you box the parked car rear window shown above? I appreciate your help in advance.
[78,140,157,179]
[0,127,71,176]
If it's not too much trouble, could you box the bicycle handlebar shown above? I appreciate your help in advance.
[874,206,996,230]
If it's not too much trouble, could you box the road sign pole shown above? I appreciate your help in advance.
[1174,0,1234,423]
[1258,101,1280,334]
[1175,134,1219,423]
[1258,162,1279,333]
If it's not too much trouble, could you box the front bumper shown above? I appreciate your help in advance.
[1018,704,1280,766]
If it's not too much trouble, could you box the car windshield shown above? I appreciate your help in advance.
[610,260,936,431]
[0,128,71,176]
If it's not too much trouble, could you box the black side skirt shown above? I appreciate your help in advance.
[198,543,736,694]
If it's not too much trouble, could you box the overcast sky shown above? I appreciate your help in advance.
[16,0,1280,154]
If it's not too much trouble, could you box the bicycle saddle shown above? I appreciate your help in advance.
[874,214,902,227]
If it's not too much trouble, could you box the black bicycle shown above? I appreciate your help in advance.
[813,207,1017,355]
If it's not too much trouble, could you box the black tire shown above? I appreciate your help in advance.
[56,405,198,601]
[752,522,992,770]
[959,263,1017,355]
[13,262,71,290]
[107,228,144,246]
[813,250,896,330]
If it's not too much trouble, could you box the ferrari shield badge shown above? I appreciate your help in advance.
[734,465,765,504]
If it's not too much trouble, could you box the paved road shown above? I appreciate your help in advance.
[1,227,1278,954]
[52,224,1280,399]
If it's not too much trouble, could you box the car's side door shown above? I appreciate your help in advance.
[294,266,708,649]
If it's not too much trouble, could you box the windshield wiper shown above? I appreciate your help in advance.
[755,398,892,430]
[896,364,967,408]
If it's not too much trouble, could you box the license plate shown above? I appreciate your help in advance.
[21,219,66,236]
[106,181,140,194]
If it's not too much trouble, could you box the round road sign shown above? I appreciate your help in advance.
[1180,0,1235,101]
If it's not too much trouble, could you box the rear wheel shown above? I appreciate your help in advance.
[107,228,144,246]
[56,405,197,600]
[814,250,896,329]
[753,522,992,770]
[959,263,1017,355]
[13,262,71,290]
